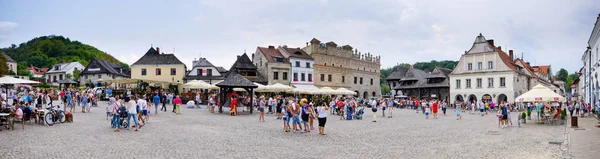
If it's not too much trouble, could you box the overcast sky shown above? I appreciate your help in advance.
[0,0,598,73]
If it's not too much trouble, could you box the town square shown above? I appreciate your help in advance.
[1,1,600,159]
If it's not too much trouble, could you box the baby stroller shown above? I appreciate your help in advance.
[355,107,364,120]
[111,106,129,129]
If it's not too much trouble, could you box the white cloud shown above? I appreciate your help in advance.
[0,21,18,32]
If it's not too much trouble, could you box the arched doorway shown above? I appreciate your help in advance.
[372,92,376,97]
[482,94,492,103]
[354,91,359,97]
[468,94,477,103]
[363,91,368,99]
[497,94,507,104]
[455,94,464,103]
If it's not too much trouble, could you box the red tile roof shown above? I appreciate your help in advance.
[257,46,287,63]
[487,42,517,72]
[514,58,537,78]
[532,65,550,77]
[27,65,49,75]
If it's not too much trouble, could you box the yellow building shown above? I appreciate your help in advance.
[131,47,186,85]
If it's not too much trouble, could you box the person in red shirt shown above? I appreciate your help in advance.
[415,99,420,113]
[230,92,238,116]
[432,100,439,119]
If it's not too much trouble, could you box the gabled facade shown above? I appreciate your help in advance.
[28,65,49,78]
[131,47,186,84]
[2,52,17,75]
[253,46,291,85]
[225,53,267,85]
[183,57,226,84]
[79,58,130,86]
[278,45,314,87]
[450,34,529,104]
[583,14,600,104]
[387,66,451,101]
[45,61,85,85]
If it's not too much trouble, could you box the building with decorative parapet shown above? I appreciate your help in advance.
[302,38,381,99]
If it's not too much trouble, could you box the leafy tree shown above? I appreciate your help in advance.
[0,35,129,76]
[556,68,568,81]
[66,73,72,80]
[565,73,579,93]
[381,84,391,95]
[73,69,81,81]
[0,54,8,76]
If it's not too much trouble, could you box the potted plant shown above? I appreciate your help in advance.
[527,109,531,120]
[521,112,527,124]
[560,108,567,125]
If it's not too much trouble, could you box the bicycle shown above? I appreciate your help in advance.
[44,104,66,126]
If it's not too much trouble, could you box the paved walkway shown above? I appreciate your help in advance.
[567,115,600,159]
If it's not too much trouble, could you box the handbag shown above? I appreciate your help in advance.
[372,107,378,112]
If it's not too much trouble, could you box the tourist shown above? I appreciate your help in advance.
[80,93,87,113]
[456,103,462,120]
[381,98,387,117]
[471,101,476,115]
[276,95,283,120]
[309,101,316,130]
[111,98,121,132]
[317,101,328,135]
[127,96,140,131]
[259,96,265,122]
[172,95,181,115]
[568,101,574,117]
[338,98,345,120]
[329,99,336,115]
[371,99,378,122]
[9,103,23,130]
[141,96,149,123]
[153,93,160,115]
[300,98,312,132]
[500,103,508,128]
[161,92,167,112]
[195,93,201,108]
[414,99,419,113]
[432,100,438,119]
[106,97,114,120]
[425,105,430,119]
[282,102,291,132]
[479,101,485,117]
[66,91,73,112]
[290,98,303,132]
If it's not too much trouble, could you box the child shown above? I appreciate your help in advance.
[456,106,462,120]
[425,106,430,119]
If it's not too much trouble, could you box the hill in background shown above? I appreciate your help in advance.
[0,35,128,76]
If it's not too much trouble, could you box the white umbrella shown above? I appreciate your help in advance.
[212,82,263,92]
[335,88,357,95]
[259,83,293,92]
[515,84,565,102]
[316,87,337,95]
[183,80,218,89]
[0,76,40,84]
[288,84,320,94]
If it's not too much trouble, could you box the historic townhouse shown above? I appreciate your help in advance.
[183,57,227,84]
[131,47,186,84]
[302,38,381,99]
[278,46,314,88]
[252,46,291,85]
[79,58,130,86]
[583,14,600,104]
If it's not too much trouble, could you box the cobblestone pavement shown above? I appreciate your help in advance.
[567,115,600,159]
[0,101,567,159]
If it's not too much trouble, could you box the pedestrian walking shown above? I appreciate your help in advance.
[174,95,182,115]
[127,96,140,131]
[259,96,265,122]
[371,99,378,122]
[317,102,328,135]
[153,93,160,115]
[425,106,430,119]
[432,100,438,119]
[456,105,462,120]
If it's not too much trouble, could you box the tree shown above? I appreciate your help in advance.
[0,54,8,76]
[556,68,568,81]
[66,73,72,80]
[381,84,391,95]
[565,73,579,93]
[73,69,81,81]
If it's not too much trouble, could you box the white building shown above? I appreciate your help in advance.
[584,14,600,104]
[45,61,85,85]
[79,58,130,87]
[183,57,227,85]
[278,46,315,87]
[450,34,532,104]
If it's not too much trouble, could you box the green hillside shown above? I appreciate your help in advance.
[0,35,128,76]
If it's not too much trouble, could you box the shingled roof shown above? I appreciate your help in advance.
[132,47,185,65]
[258,46,288,63]
[385,67,409,81]
[216,71,258,88]
[2,52,15,62]
[193,58,216,67]
[230,53,256,69]
[390,67,450,90]
[281,47,313,60]
[81,58,130,77]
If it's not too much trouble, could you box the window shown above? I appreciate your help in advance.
[466,79,471,88]
[197,69,202,76]
[112,75,116,79]
[306,62,310,68]
[477,62,482,70]
[476,78,482,88]
[308,74,312,82]
[282,72,288,80]
[328,74,332,82]
[85,75,88,79]
[500,77,506,87]
[207,69,212,76]
[342,76,345,83]
[170,68,176,75]
[293,73,298,81]
[354,77,357,84]
[467,63,472,71]
[59,74,63,80]
[360,77,363,84]
[456,79,461,88]
[488,78,494,88]
[156,68,162,75]
[488,61,493,69]
[273,72,279,80]
[295,61,300,67]
[275,57,284,63]
[320,74,325,81]
[301,73,305,81]
[141,68,147,76]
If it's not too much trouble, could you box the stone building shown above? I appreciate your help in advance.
[302,38,381,99]
[278,46,314,88]
[252,46,291,85]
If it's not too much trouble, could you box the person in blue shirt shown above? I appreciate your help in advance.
[81,95,87,113]
[66,92,73,112]
[500,103,508,128]
[153,93,160,115]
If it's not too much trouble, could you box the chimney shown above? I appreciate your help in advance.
[268,45,274,49]
[424,68,429,73]
[487,39,494,46]
[509,50,514,60]
[526,62,530,66]
[156,47,160,54]
[251,53,254,62]
[497,46,501,50]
